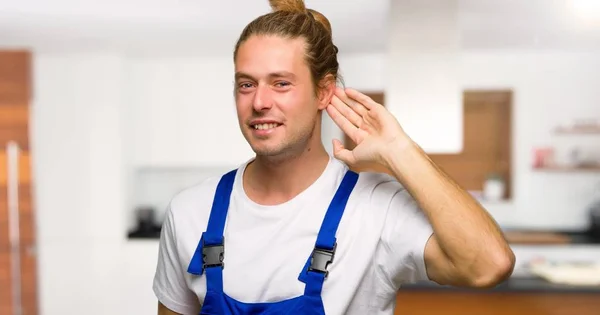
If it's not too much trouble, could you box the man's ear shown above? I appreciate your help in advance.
[317,74,336,110]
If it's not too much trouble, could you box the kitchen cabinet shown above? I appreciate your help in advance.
[0,50,38,315]
[395,278,600,315]
[395,291,599,315]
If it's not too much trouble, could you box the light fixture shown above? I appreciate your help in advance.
[568,0,600,23]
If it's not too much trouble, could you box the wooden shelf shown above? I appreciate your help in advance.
[504,231,572,245]
[554,126,600,134]
[533,165,600,172]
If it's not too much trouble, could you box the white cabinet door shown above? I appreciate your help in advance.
[386,0,463,154]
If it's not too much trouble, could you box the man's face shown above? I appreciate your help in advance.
[234,35,327,158]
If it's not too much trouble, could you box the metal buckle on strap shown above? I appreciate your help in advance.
[308,243,336,278]
[202,240,224,269]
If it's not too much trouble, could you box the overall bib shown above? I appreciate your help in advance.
[187,169,359,315]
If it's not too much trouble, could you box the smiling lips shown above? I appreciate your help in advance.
[253,123,280,130]
[250,121,282,136]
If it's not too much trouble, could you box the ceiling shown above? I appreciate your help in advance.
[0,0,599,56]
[459,0,600,51]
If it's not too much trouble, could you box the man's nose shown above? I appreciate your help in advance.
[252,84,273,112]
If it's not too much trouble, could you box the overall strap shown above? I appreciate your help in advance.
[187,169,237,293]
[302,170,359,296]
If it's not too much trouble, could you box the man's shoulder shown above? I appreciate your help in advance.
[345,169,409,215]
[326,158,404,200]
[354,170,404,195]
[168,167,241,218]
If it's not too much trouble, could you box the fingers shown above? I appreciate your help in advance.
[330,95,362,128]
[334,87,369,117]
[332,139,356,165]
[326,104,359,142]
[344,88,381,110]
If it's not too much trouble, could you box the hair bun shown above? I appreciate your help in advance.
[268,0,332,36]
[307,9,332,35]
[269,0,306,13]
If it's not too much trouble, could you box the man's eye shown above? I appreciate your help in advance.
[239,83,254,89]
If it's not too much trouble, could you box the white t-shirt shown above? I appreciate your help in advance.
[153,156,434,315]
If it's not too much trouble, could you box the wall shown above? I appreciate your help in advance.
[29,50,600,315]
[461,51,600,230]
[31,53,151,314]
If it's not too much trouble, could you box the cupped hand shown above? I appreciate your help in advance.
[326,87,411,167]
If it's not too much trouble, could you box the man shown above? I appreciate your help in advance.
[154,1,515,314]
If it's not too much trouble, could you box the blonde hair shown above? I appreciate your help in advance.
[234,0,342,91]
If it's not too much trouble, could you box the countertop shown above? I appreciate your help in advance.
[128,228,600,242]
[400,276,600,294]
[560,231,600,244]
[502,229,600,245]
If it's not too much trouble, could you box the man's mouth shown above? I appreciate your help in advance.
[252,123,282,130]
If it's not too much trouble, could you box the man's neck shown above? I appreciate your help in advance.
[243,144,330,206]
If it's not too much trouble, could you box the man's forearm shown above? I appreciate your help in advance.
[158,302,182,315]
[383,139,515,284]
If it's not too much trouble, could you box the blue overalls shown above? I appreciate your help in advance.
[187,169,359,315]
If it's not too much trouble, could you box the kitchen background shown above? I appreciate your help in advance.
[1,0,600,314]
